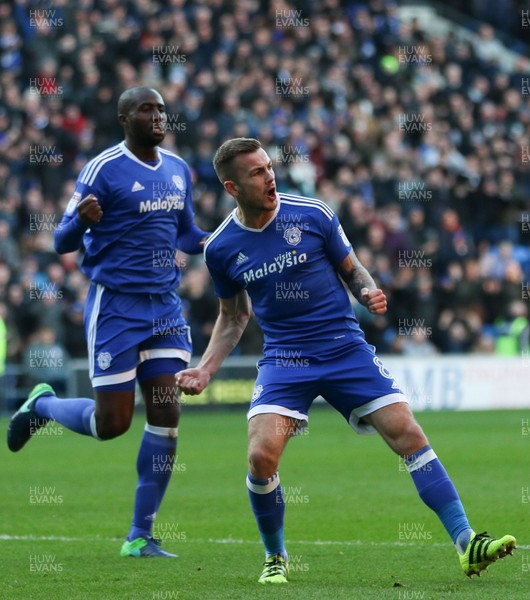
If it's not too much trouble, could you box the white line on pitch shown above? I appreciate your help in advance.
[0,534,528,551]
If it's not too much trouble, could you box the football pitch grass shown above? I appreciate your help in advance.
[2,405,528,600]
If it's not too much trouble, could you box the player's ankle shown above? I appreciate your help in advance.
[455,529,473,554]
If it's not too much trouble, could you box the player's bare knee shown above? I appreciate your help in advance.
[147,402,180,427]
[406,417,428,442]
[394,421,429,456]
[95,414,131,440]
[248,447,279,479]
[378,412,426,454]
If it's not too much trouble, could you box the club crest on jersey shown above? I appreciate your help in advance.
[283,226,302,246]
[251,384,263,402]
[97,352,112,371]
[172,175,185,191]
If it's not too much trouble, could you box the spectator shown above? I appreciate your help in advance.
[23,326,70,394]
[494,300,529,355]
[0,0,528,362]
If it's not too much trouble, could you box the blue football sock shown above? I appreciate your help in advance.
[247,472,287,559]
[405,445,472,550]
[34,395,96,437]
[128,424,177,541]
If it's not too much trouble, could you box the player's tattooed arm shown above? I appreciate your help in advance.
[176,290,251,395]
[337,250,387,315]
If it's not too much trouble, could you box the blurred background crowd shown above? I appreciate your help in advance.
[1,0,530,389]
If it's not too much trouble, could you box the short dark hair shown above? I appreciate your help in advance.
[213,138,262,183]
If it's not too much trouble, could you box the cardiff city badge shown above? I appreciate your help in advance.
[283,226,302,246]
[251,384,263,402]
[172,175,185,191]
[97,352,112,371]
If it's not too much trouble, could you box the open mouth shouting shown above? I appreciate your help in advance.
[266,185,277,201]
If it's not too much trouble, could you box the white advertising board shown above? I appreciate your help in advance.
[380,356,530,411]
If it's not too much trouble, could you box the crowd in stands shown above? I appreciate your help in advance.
[1,0,529,382]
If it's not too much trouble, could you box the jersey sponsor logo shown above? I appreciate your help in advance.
[97,351,112,371]
[65,192,81,215]
[337,224,350,247]
[242,251,307,284]
[139,196,185,213]
[236,252,249,265]
[283,226,302,246]
[131,181,145,192]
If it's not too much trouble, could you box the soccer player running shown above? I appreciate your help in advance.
[8,87,208,557]
[177,138,516,583]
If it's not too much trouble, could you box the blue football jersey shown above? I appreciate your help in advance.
[55,142,203,293]
[204,193,366,356]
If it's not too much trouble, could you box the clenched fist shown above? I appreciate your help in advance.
[360,287,387,314]
[78,194,103,225]
[176,368,210,396]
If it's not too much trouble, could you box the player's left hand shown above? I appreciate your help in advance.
[360,287,387,314]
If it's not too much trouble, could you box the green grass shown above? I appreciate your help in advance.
[1,406,528,599]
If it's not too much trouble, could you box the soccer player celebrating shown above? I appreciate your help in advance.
[8,87,208,557]
[177,138,516,582]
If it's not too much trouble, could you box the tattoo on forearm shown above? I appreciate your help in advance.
[341,254,377,300]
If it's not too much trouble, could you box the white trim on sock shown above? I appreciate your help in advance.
[89,412,101,440]
[145,423,178,438]
[246,472,280,495]
[404,448,437,472]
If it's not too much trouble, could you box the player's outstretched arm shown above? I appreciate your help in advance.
[176,290,251,395]
[337,249,387,314]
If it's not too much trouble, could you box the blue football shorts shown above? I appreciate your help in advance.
[247,342,407,434]
[84,283,192,388]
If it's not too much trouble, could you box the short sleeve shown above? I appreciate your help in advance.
[323,212,352,266]
[64,162,106,217]
[205,248,243,299]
